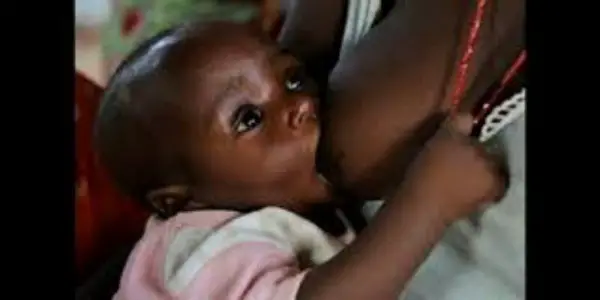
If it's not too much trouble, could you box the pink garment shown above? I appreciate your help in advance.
[114,207,354,300]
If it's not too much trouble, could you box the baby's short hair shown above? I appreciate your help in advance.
[94,26,195,203]
[96,18,268,207]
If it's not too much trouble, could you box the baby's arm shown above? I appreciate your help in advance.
[297,115,506,300]
[299,184,451,299]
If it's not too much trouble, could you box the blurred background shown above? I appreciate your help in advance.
[75,0,111,85]
[75,0,267,86]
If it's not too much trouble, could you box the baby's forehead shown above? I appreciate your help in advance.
[163,25,279,124]
[175,31,277,98]
[175,23,275,69]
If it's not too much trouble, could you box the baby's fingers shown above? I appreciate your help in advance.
[473,141,510,203]
[444,114,474,136]
[447,113,510,203]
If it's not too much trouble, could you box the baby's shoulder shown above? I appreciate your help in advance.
[116,208,342,299]
[119,207,344,298]
[162,207,345,266]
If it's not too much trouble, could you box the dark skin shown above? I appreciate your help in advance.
[278,0,524,199]
[97,22,332,217]
[174,24,328,212]
[96,21,506,299]
[298,114,506,300]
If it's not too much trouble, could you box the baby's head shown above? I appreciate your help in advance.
[95,21,330,218]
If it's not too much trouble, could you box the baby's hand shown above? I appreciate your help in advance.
[401,114,507,222]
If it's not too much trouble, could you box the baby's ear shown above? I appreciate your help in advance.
[146,185,192,218]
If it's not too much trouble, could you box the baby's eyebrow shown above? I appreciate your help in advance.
[216,75,245,103]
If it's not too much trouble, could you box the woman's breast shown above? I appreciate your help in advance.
[316,0,524,200]
[318,81,444,200]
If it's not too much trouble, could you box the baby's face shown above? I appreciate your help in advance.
[178,23,327,211]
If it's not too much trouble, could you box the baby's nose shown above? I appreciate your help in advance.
[288,98,316,130]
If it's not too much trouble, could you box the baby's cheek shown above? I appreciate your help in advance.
[265,141,306,168]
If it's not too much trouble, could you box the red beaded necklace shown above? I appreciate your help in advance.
[473,50,526,124]
[450,0,527,118]
[450,0,489,112]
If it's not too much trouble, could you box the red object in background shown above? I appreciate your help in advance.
[75,72,149,284]
[121,7,143,36]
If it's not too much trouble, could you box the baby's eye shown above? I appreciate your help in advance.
[284,67,308,92]
[233,104,263,134]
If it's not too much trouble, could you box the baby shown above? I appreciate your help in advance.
[95,20,505,300]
